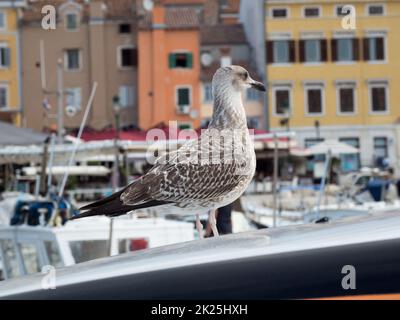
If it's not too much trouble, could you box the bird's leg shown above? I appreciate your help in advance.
[209,210,219,237]
[196,214,204,239]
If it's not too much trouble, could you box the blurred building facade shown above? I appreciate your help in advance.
[137,0,263,130]
[265,0,400,171]
[21,0,138,132]
[14,0,261,132]
[0,0,25,126]
[137,4,201,130]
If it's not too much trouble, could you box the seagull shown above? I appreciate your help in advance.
[71,66,266,237]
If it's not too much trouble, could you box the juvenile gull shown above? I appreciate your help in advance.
[71,66,266,237]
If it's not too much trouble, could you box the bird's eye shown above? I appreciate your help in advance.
[242,72,248,80]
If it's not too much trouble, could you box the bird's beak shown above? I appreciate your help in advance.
[249,78,266,92]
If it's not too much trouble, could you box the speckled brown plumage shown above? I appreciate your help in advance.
[74,66,264,219]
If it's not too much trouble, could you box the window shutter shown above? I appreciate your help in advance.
[168,53,175,68]
[352,38,359,61]
[266,41,274,63]
[299,40,305,63]
[362,38,370,61]
[289,40,296,63]
[187,53,193,68]
[132,48,138,66]
[320,39,327,62]
[376,37,384,60]
[4,47,10,67]
[331,39,337,62]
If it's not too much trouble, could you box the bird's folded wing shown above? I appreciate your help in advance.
[121,160,249,206]
[121,137,253,206]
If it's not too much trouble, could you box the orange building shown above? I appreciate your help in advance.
[138,4,201,130]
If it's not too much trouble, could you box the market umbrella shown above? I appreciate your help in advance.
[307,139,359,156]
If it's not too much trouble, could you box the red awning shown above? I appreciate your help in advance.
[78,128,292,145]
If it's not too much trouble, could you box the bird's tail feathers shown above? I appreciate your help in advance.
[70,194,167,220]
[79,187,126,212]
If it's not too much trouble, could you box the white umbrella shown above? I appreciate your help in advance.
[307,139,359,156]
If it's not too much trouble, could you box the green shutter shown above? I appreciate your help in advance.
[168,53,175,68]
[187,53,193,68]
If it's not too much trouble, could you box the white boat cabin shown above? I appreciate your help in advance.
[0,217,194,281]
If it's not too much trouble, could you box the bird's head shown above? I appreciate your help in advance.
[212,65,266,93]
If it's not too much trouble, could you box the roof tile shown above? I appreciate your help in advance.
[200,24,247,45]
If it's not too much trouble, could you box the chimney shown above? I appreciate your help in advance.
[89,0,106,19]
[220,47,232,67]
[204,0,220,25]
[152,2,166,26]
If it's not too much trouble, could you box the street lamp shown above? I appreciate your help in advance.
[314,120,320,139]
[113,95,121,141]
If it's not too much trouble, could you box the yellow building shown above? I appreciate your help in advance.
[265,0,400,171]
[0,1,24,126]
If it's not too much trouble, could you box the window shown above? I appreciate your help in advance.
[332,37,359,62]
[119,85,134,107]
[119,47,137,68]
[69,240,108,264]
[273,86,291,116]
[118,238,148,254]
[337,84,356,114]
[0,45,10,68]
[0,240,19,279]
[65,49,81,70]
[271,8,288,18]
[374,137,388,157]
[266,38,295,64]
[169,52,193,69]
[304,7,320,17]
[370,84,388,113]
[339,88,355,113]
[176,87,191,114]
[340,137,360,172]
[300,38,326,63]
[336,5,351,17]
[66,87,81,110]
[203,83,212,102]
[274,40,290,63]
[119,23,131,34]
[368,5,384,16]
[44,241,63,267]
[65,13,78,31]
[364,36,385,61]
[19,243,41,275]
[0,85,8,109]
[337,38,353,61]
[305,85,324,115]
[305,39,320,62]
[0,11,6,29]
